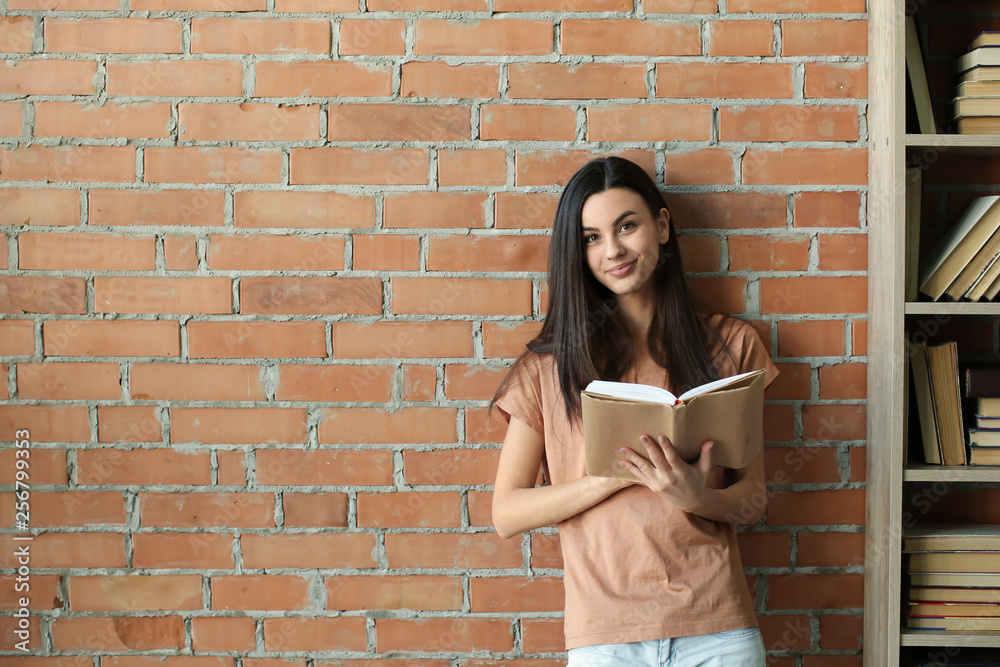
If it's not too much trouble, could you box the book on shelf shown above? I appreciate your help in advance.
[960,66,1000,83]
[906,615,1000,631]
[968,428,1000,447]
[908,601,1000,617]
[581,368,765,480]
[910,586,1000,603]
[970,442,1000,465]
[965,364,1000,397]
[955,116,1000,134]
[953,95,1000,119]
[943,224,1000,300]
[905,167,922,302]
[909,340,943,465]
[954,47,1000,74]
[969,31,1000,50]
[911,571,1000,587]
[904,524,1000,551]
[976,414,1000,428]
[908,339,967,465]
[957,79,1000,97]
[905,15,936,134]
[918,195,1000,300]
[909,550,1000,573]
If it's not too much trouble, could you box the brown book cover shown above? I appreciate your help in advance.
[905,524,1000,551]
[908,601,1000,617]
[909,340,942,465]
[926,341,967,465]
[961,66,1000,82]
[965,364,1000,397]
[581,369,765,480]
[910,586,1000,602]
[918,196,1000,300]
[909,551,1000,573]
[956,116,1000,133]
[911,572,1000,587]
[970,444,1000,465]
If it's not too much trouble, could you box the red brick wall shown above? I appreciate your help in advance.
[0,0,868,663]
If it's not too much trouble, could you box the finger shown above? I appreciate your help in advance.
[618,447,652,477]
[639,434,669,468]
[696,440,715,474]
[656,435,685,467]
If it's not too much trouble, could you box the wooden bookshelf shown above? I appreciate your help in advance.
[866,1,1000,665]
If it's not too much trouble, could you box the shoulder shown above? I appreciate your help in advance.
[703,313,780,387]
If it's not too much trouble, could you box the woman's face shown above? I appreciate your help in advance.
[580,187,670,299]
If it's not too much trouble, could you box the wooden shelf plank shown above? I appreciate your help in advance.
[905,302,1000,315]
[903,464,1000,482]
[901,628,1000,648]
[905,134,1000,148]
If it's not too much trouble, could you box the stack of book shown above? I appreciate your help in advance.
[909,339,967,466]
[953,32,1000,134]
[905,525,1000,631]
[917,195,1000,302]
[966,364,1000,465]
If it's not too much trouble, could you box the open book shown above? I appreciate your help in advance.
[581,368,767,480]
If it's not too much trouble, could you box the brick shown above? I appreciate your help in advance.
[145,147,281,184]
[763,362,809,400]
[664,150,735,187]
[818,233,866,271]
[481,104,575,141]
[339,19,404,55]
[192,18,329,54]
[415,19,551,56]
[687,276,746,314]
[482,320,543,358]
[139,492,274,527]
[768,489,865,526]
[798,531,865,568]
[375,618,513,652]
[384,192,488,229]
[587,104,712,142]
[13,0,116,7]
[720,105,859,142]
[709,20,773,56]
[765,404,796,442]
[728,234,809,272]
[509,63,646,99]
[18,232,153,271]
[332,321,474,358]
[242,534,377,568]
[17,361,121,400]
[392,277,532,316]
[0,188,79,226]
[759,615,811,652]
[767,573,864,610]
[782,19,866,57]
[385,532,520,568]
[677,234,721,272]
[235,190,375,229]
[98,405,163,444]
[358,491,461,528]
[69,575,202,612]
[328,575,461,611]
[255,61,392,97]
[439,148,506,186]
[818,614,863,651]
[318,407,457,444]
[207,234,343,271]
[45,320,179,357]
[777,320,845,357]
[89,189,226,227]
[465,406,509,444]
[283,492,349,527]
[468,490,492,527]
[427,235,547,272]
[35,101,171,139]
[0,405,90,442]
[521,618,563,653]
[212,575,310,611]
[643,0,716,10]
[0,448,65,484]
[218,449,246,485]
[0,101,21,136]
[275,363,391,402]
[444,364,509,400]
[51,616,184,652]
[804,62,867,99]
[164,235,198,270]
[764,445,841,484]
[402,448,500,485]
[403,364,437,401]
[515,149,654,187]
[561,19,699,55]
[530,533,561,568]
[135,0,264,9]
[107,60,244,97]
[0,58,96,95]
[178,103,320,142]
[2,145,135,183]
[735,530,791,567]
[278,0,354,9]
[77,448,211,485]
[95,276,229,314]
[469,577,563,612]
[239,277,380,315]
[192,617,256,653]
[401,62,499,99]
[729,0,864,10]
[263,617,367,652]
[188,321,325,359]
[328,104,470,141]
[819,363,866,399]
[256,448,394,485]
[45,18,182,53]
[495,192,559,229]
[0,574,59,610]
[290,147,429,186]
[132,532,234,569]
[353,234,420,271]
[656,63,793,99]
[852,319,866,355]
[760,277,867,314]
[0,532,124,568]
[1,276,85,314]
[1,490,123,527]
[793,191,862,228]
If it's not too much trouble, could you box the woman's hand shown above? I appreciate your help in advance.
[617,434,714,513]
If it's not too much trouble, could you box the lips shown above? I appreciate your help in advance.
[607,260,636,277]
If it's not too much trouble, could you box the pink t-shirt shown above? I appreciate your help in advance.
[494,314,781,649]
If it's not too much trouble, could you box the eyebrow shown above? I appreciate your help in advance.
[581,210,637,232]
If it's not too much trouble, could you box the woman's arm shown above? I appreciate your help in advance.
[617,433,767,525]
[492,416,633,539]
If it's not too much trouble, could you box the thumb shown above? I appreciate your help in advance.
[698,440,714,472]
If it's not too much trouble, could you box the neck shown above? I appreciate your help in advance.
[616,290,655,339]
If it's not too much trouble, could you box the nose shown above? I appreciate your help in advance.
[604,236,625,259]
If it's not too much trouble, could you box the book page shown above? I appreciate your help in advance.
[676,369,762,402]
[583,380,677,404]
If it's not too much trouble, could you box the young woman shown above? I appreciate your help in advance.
[489,156,780,666]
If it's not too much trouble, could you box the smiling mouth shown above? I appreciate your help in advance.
[607,260,636,277]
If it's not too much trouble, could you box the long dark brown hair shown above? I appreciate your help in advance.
[490,156,737,423]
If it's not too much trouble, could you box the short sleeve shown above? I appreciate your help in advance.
[493,351,546,436]
[736,322,780,390]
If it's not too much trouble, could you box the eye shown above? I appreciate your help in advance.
[620,220,636,232]
[584,233,599,244]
